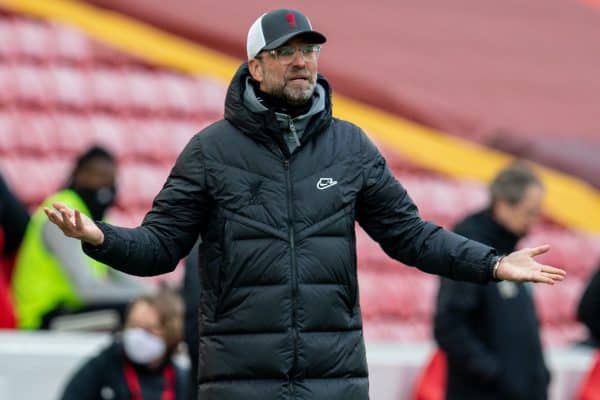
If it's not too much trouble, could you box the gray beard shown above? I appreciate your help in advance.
[262,73,317,106]
[282,85,315,106]
[266,83,315,106]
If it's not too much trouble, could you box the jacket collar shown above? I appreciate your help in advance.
[224,63,332,156]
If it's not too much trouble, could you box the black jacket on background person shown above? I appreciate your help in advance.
[0,173,30,256]
[434,210,549,400]
[60,341,188,400]
[83,64,500,400]
[577,264,600,347]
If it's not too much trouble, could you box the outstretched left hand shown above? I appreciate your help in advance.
[496,244,566,284]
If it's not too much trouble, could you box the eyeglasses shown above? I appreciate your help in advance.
[258,44,321,65]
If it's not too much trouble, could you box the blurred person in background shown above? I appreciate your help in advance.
[0,172,30,328]
[0,172,30,262]
[44,9,565,400]
[577,261,600,348]
[434,161,550,400]
[60,288,189,400]
[11,146,151,329]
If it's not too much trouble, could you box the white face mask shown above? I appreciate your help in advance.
[122,328,166,365]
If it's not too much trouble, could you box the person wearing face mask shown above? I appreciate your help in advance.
[11,146,151,329]
[60,289,189,400]
[434,161,551,400]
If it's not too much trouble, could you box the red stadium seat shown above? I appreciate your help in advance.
[126,118,167,161]
[88,67,128,112]
[53,113,96,155]
[50,65,91,110]
[13,63,53,107]
[13,18,51,62]
[50,23,92,64]
[0,156,69,205]
[160,73,199,116]
[363,319,430,342]
[116,162,170,208]
[0,19,17,61]
[124,69,166,115]
[194,77,227,118]
[521,229,600,278]
[0,62,16,106]
[107,207,146,228]
[87,114,130,160]
[541,323,587,347]
[534,279,584,326]
[159,119,203,161]
[14,110,57,155]
[359,269,437,321]
[0,110,18,154]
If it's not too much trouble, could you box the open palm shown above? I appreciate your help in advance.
[496,245,566,284]
[44,202,104,246]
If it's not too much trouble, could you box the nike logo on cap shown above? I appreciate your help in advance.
[316,178,338,190]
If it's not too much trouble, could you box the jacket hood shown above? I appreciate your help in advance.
[224,63,333,153]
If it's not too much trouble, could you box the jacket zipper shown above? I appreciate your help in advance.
[284,159,298,397]
[288,119,301,147]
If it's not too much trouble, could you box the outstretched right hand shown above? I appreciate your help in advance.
[44,202,104,246]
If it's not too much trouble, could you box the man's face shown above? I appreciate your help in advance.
[249,37,319,106]
[73,157,116,190]
[497,184,544,236]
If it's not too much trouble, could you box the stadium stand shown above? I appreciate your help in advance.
[0,10,598,348]
[0,4,598,399]
[86,0,600,189]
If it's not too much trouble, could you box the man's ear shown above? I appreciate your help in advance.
[248,58,263,83]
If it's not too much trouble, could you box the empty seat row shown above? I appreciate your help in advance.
[0,17,92,63]
[0,156,171,208]
[394,172,487,226]
[116,163,171,208]
[534,279,586,325]
[0,156,70,206]
[363,319,432,342]
[359,270,438,320]
[0,109,206,162]
[0,62,226,117]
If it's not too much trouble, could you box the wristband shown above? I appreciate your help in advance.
[493,255,505,280]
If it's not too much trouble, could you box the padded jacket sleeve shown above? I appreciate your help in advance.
[83,134,211,276]
[355,132,496,283]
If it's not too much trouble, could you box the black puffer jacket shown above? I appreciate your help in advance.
[84,64,497,400]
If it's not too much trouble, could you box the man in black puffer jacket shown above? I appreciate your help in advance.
[45,9,565,400]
